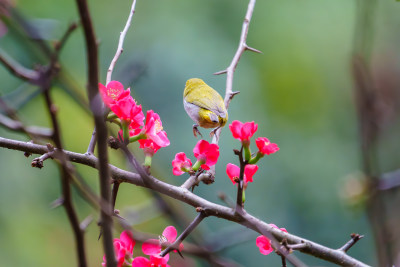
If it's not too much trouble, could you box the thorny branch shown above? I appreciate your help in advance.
[160,210,207,257]
[86,0,138,155]
[75,0,115,266]
[0,136,370,267]
[106,0,137,84]
[0,0,372,266]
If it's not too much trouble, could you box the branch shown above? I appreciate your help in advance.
[160,210,207,257]
[214,0,258,110]
[0,137,371,267]
[75,0,115,266]
[106,0,137,85]
[0,47,39,82]
[210,0,258,172]
[339,234,364,253]
[86,0,137,155]
[0,113,52,138]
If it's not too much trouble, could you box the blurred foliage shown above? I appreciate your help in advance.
[1,0,400,266]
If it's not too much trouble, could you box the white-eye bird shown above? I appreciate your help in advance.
[183,78,228,137]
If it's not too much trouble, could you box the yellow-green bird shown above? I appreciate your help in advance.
[183,78,228,137]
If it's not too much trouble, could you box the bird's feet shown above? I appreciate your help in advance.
[210,126,221,139]
[193,124,203,138]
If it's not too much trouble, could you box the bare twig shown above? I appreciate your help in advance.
[0,137,371,267]
[86,127,96,155]
[0,47,39,82]
[87,0,137,155]
[209,0,258,178]
[339,233,364,253]
[111,180,120,212]
[31,150,54,168]
[75,0,115,266]
[214,0,258,110]
[160,210,207,257]
[106,0,137,85]
[235,148,245,211]
[0,113,52,138]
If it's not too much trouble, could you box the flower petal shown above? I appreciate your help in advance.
[132,256,150,267]
[256,235,273,255]
[162,226,177,243]
[226,163,240,184]
[244,164,258,183]
[142,239,161,255]
[119,230,135,253]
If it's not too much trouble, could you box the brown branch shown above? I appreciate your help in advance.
[208,0,258,177]
[87,0,137,155]
[213,0,258,110]
[234,148,245,211]
[159,210,207,257]
[339,234,364,253]
[0,137,371,267]
[74,0,115,266]
[0,113,52,138]
[0,47,39,82]
[106,0,137,84]
[111,180,120,212]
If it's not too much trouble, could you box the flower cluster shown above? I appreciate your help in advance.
[226,120,279,190]
[172,139,219,175]
[102,226,182,267]
[102,230,135,267]
[256,224,288,255]
[99,81,170,165]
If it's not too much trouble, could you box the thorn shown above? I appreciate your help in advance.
[213,69,227,75]
[177,250,184,259]
[245,45,262,54]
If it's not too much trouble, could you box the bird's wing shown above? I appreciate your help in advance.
[185,84,227,118]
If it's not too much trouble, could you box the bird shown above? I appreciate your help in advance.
[183,78,228,138]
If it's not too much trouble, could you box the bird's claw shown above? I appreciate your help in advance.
[193,125,203,138]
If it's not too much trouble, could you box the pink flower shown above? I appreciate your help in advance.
[172,152,193,176]
[142,226,183,256]
[102,230,135,267]
[193,140,219,170]
[99,81,145,127]
[99,81,131,107]
[229,120,258,142]
[138,139,161,155]
[256,137,279,155]
[226,163,258,185]
[132,255,170,267]
[142,110,170,148]
[256,224,287,255]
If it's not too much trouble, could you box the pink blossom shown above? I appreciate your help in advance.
[132,255,170,267]
[172,152,193,176]
[256,224,288,255]
[142,226,183,256]
[226,163,258,185]
[141,110,170,148]
[255,137,279,155]
[192,140,219,170]
[99,81,144,127]
[102,230,135,267]
[138,139,161,155]
[99,81,131,107]
[229,120,258,142]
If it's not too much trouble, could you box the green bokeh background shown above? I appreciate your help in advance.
[1,0,400,266]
